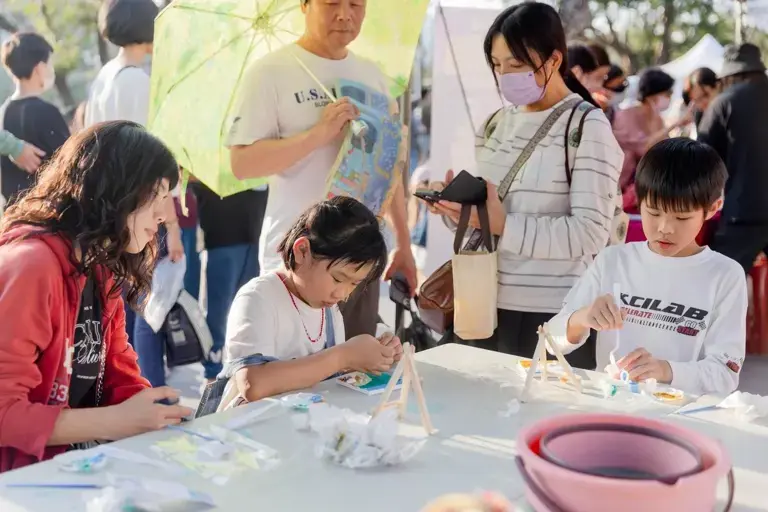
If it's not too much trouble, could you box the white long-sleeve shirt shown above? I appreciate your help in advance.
[475,94,624,313]
[547,242,747,396]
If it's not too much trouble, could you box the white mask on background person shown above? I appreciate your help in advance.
[653,95,671,113]
[41,60,55,92]
[609,91,626,107]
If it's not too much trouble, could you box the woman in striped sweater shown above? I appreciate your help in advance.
[427,2,624,369]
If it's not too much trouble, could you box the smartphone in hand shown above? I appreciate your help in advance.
[414,188,441,204]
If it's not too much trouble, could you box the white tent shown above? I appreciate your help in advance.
[424,0,506,276]
[661,34,725,80]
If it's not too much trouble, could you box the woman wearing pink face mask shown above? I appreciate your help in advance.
[612,68,685,213]
[425,2,623,370]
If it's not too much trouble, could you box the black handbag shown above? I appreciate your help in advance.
[162,290,213,368]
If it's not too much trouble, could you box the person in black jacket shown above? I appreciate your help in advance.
[0,33,69,205]
[699,44,768,272]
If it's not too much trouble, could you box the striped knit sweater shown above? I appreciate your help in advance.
[475,94,624,313]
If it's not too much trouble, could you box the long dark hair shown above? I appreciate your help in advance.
[483,2,596,106]
[1,121,179,308]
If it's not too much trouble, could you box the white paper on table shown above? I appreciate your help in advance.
[305,404,426,469]
[56,445,185,475]
[718,391,768,421]
[86,474,214,512]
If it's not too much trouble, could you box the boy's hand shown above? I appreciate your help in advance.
[377,332,404,362]
[341,334,395,374]
[575,294,624,331]
[617,348,673,384]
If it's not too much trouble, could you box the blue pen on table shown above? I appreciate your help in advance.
[5,483,104,489]
[165,425,220,442]
[677,404,720,416]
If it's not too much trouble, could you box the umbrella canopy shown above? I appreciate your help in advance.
[148,0,430,197]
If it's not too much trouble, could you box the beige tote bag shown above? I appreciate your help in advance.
[452,202,498,340]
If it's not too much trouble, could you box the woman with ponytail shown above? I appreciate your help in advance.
[425,2,624,369]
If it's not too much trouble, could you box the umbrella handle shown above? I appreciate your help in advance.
[292,53,337,102]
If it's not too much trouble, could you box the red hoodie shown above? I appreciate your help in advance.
[0,225,149,472]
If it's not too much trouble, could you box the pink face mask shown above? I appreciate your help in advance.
[499,71,545,106]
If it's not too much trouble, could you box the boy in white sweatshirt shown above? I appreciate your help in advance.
[548,138,747,396]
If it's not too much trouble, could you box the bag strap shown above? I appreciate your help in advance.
[496,97,583,200]
[454,201,492,254]
[323,307,336,349]
[564,101,599,185]
[462,97,582,252]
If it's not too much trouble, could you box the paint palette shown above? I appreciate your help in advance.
[517,359,562,377]
[336,371,402,395]
[653,388,685,403]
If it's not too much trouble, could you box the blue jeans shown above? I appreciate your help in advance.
[133,227,198,387]
[203,244,259,379]
[134,315,167,387]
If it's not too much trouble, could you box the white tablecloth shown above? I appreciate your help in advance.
[0,344,766,511]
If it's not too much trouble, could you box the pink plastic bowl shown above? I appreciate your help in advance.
[516,413,734,512]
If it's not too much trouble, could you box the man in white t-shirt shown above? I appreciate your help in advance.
[227,0,416,338]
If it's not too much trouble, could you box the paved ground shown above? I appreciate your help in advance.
[169,282,768,409]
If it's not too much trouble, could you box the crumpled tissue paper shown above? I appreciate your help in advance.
[299,403,426,469]
[718,391,768,421]
[85,475,214,512]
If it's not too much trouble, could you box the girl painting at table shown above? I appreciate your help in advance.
[206,196,403,413]
[0,121,193,472]
[547,138,747,396]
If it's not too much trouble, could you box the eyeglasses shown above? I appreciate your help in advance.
[605,80,629,94]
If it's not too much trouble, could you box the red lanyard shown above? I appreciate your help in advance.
[279,274,324,343]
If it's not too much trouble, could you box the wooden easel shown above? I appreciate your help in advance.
[520,324,582,402]
[372,343,436,435]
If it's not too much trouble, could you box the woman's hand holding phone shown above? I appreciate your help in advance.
[423,170,454,214]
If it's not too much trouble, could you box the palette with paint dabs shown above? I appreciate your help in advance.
[336,371,403,396]
[652,389,685,403]
[517,359,563,377]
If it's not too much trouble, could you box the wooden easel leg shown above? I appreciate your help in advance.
[407,353,435,434]
[373,349,408,417]
[398,346,413,419]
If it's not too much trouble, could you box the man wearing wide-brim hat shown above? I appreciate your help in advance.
[699,43,768,273]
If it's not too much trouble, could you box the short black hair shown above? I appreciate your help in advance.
[604,64,625,84]
[98,0,159,47]
[1,33,53,80]
[587,43,611,68]
[638,68,675,101]
[689,67,718,89]
[567,44,598,74]
[278,196,388,284]
[635,138,727,213]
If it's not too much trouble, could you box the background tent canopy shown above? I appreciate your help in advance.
[661,34,725,80]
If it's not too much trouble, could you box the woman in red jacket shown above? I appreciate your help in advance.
[0,121,193,472]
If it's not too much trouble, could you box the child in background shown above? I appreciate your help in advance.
[215,196,403,410]
[548,138,747,396]
[0,32,69,205]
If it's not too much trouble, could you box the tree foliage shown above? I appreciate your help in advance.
[585,0,737,71]
[2,0,105,107]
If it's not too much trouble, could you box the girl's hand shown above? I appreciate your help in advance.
[341,334,395,374]
[617,348,673,383]
[434,182,506,236]
[106,387,193,440]
[377,332,404,362]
